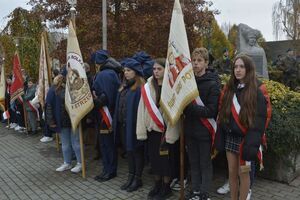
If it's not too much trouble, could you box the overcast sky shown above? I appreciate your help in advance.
[0,0,278,41]
[212,0,278,41]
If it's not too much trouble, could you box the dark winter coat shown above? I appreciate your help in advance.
[45,86,71,133]
[183,71,221,141]
[92,57,121,129]
[92,57,121,111]
[217,82,267,161]
[113,82,143,151]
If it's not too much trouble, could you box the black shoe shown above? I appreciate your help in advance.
[200,192,210,200]
[97,172,116,182]
[127,176,142,192]
[153,182,172,200]
[120,174,134,190]
[148,167,153,175]
[94,171,106,181]
[148,180,161,198]
[185,191,200,200]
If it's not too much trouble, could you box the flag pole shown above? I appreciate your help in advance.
[79,123,86,178]
[42,31,59,151]
[23,102,28,135]
[16,51,28,135]
[67,0,86,179]
[180,120,185,200]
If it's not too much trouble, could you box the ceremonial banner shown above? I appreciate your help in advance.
[160,0,199,125]
[10,52,24,104]
[36,32,50,109]
[65,21,94,130]
[0,44,5,111]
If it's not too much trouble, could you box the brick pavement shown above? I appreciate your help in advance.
[0,124,300,200]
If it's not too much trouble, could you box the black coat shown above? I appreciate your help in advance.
[217,83,267,161]
[183,71,221,141]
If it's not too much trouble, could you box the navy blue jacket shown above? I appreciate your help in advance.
[45,86,71,133]
[92,58,121,111]
[92,58,121,130]
[113,85,142,151]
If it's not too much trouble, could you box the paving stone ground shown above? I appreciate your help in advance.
[0,124,300,200]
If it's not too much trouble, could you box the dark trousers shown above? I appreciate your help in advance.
[44,124,55,137]
[9,108,17,123]
[250,161,256,188]
[186,137,212,193]
[99,133,117,174]
[127,146,144,177]
[16,106,25,127]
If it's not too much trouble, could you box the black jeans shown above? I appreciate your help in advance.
[186,137,212,193]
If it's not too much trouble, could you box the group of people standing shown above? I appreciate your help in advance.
[85,47,268,200]
[5,70,39,135]
[2,46,269,200]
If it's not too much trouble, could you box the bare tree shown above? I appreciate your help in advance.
[221,22,232,38]
[272,0,300,40]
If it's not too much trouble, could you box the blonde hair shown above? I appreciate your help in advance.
[192,47,209,62]
[53,74,65,94]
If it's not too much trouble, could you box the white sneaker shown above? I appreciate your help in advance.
[9,123,17,129]
[14,125,21,131]
[56,163,72,172]
[71,163,82,173]
[217,181,230,194]
[40,136,53,143]
[246,189,252,200]
[170,178,188,191]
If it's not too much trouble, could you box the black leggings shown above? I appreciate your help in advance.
[127,146,144,177]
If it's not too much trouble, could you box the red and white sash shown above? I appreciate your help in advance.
[99,106,112,129]
[194,96,217,146]
[27,100,40,120]
[141,83,165,132]
[231,94,264,170]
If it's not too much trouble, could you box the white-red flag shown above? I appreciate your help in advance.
[36,32,50,109]
[10,52,24,104]
[65,21,94,130]
[160,0,199,125]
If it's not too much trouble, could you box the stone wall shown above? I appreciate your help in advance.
[264,40,300,62]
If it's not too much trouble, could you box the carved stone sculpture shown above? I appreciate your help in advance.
[237,23,269,79]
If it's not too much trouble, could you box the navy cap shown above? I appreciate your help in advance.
[91,50,109,64]
[133,51,154,79]
[121,58,143,77]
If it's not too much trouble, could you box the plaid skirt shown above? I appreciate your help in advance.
[225,134,243,153]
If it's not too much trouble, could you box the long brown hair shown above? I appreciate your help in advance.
[219,54,258,128]
[131,75,145,91]
[119,74,145,92]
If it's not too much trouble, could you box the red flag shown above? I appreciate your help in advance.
[10,52,24,103]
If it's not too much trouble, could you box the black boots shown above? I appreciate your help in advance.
[120,174,134,190]
[148,180,161,198]
[154,182,172,200]
[127,176,143,192]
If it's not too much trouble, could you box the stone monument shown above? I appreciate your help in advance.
[237,23,269,79]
